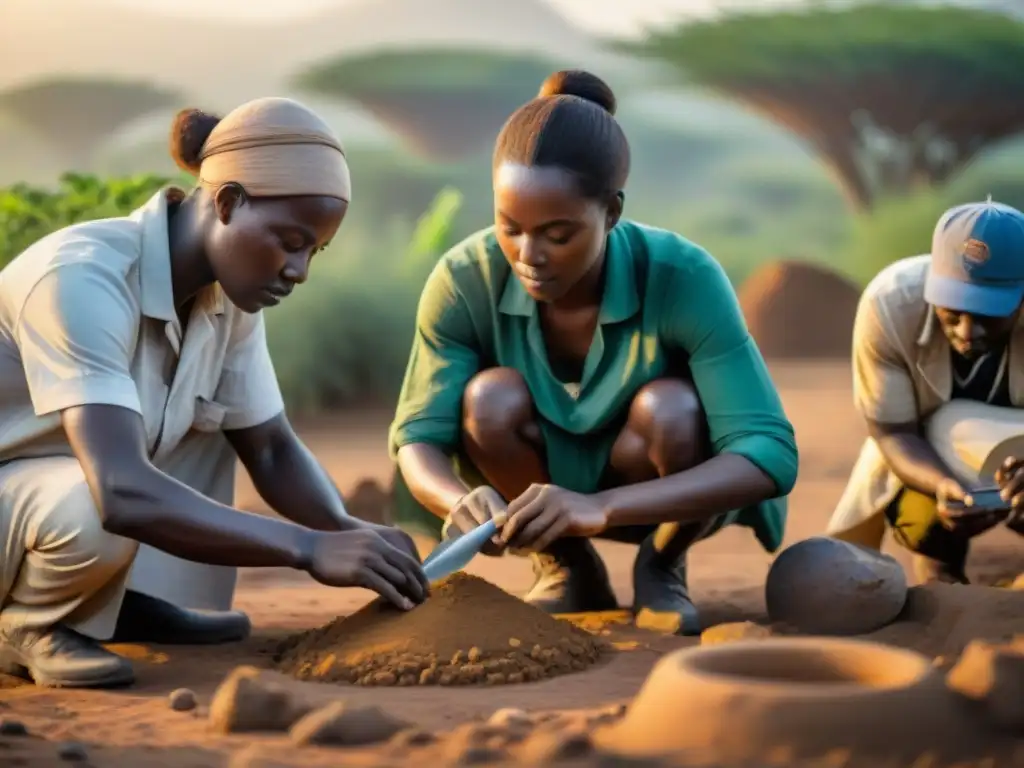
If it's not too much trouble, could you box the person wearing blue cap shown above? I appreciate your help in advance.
[828,198,1024,584]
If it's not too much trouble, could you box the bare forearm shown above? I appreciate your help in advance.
[396,443,469,519]
[102,467,313,569]
[64,405,314,570]
[243,435,356,531]
[597,453,777,527]
[871,428,954,497]
[225,415,366,532]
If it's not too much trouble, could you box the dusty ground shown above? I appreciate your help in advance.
[1,361,1022,767]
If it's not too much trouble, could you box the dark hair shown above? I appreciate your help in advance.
[493,69,630,200]
[169,108,222,175]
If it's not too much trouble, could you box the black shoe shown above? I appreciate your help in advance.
[111,590,251,645]
[632,534,701,636]
[524,538,619,614]
[0,624,134,689]
[913,554,969,585]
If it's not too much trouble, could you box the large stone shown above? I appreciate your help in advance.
[289,701,409,746]
[208,666,313,734]
[765,537,908,635]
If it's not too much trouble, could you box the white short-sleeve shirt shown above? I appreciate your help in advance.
[0,188,285,466]
[852,254,1024,425]
[830,254,1024,536]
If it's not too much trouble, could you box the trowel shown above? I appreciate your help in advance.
[422,518,500,582]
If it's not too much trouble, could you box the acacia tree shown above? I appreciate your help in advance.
[624,3,1024,210]
[0,78,180,170]
[294,49,559,162]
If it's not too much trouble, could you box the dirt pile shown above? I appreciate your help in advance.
[863,583,1024,659]
[343,478,392,525]
[738,260,861,359]
[273,573,606,686]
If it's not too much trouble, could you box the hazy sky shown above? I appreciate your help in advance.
[99,0,808,35]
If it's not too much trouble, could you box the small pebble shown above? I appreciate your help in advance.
[601,703,628,719]
[289,701,408,746]
[56,742,89,762]
[0,719,27,736]
[508,637,521,648]
[168,688,197,712]
[487,707,531,729]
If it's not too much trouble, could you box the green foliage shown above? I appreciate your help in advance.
[841,160,1024,287]
[842,189,946,286]
[295,48,558,95]
[0,172,175,268]
[405,187,464,272]
[265,186,464,413]
[0,172,462,413]
[624,3,1024,86]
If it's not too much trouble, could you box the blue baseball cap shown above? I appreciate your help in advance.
[924,198,1024,317]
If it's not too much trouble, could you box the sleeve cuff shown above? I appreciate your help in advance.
[721,433,799,497]
[30,375,142,417]
[854,403,920,425]
[221,395,286,432]
[388,417,460,459]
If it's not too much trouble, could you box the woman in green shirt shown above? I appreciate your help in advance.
[390,70,798,635]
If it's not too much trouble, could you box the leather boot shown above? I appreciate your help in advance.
[913,554,969,585]
[0,624,134,689]
[632,531,701,636]
[524,538,619,614]
[110,590,251,645]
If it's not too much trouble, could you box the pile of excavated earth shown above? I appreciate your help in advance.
[274,572,606,686]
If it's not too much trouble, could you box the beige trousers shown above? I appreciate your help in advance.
[0,430,239,640]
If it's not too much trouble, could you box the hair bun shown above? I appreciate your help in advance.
[537,70,617,115]
[169,108,222,175]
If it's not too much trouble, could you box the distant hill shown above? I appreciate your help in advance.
[0,0,815,185]
[1,0,608,107]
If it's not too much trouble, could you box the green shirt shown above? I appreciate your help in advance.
[389,220,798,552]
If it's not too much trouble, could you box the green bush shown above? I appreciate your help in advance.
[267,187,465,414]
[0,173,462,412]
[842,190,944,285]
[842,149,1024,286]
[0,172,175,267]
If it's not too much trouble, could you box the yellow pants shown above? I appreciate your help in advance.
[834,489,968,569]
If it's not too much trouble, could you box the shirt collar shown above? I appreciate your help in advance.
[132,188,225,322]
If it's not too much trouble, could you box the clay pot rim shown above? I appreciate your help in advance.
[676,637,934,698]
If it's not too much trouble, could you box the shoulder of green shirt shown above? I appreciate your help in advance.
[437,225,502,275]
[614,220,726,276]
[613,220,739,322]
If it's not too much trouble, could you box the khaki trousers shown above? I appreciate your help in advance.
[0,430,238,640]
[831,400,1024,549]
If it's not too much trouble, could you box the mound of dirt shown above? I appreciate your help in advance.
[343,478,393,526]
[739,260,861,359]
[273,573,606,687]
[863,583,1024,659]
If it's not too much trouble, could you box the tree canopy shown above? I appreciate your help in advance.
[0,78,180,169]
[623,3,1024,209]
[294,48,559,161]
